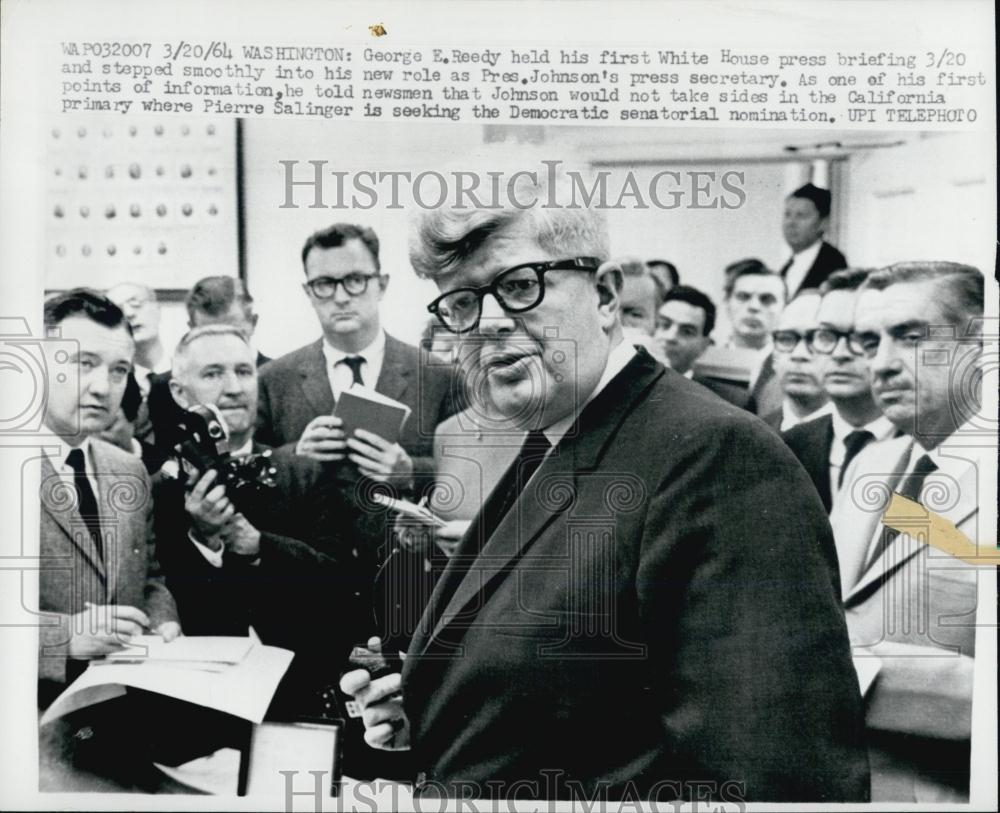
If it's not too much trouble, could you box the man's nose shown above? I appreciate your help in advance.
[478,293,516,337]
[84,365,110,397]
[870,334,901,375]
[221,370,243,394]
[831,334,854,361]
[332,281,353,304]
[660,326,679,344]
[790,335,812,361]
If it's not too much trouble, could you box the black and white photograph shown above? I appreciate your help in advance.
[1,1,996,810]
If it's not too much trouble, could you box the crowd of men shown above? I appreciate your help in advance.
[36,174,987,803]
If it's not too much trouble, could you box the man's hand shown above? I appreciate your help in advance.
[220,513,262,558]
[154,621,182,642]
[392,515,469,559]
[295,415,347,463]
[339,637,410,751]
[67,604,149,659]
[347,429,414,484]
[185,469,234,548]
[432,519,469,558]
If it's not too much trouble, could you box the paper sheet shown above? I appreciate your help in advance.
[106,635,254,664]
[40,642,293,726]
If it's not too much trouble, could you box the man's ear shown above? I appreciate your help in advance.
[250,313,259,332]
[377,274,390,297]
[594,261,623,325]
[168,377,190,408]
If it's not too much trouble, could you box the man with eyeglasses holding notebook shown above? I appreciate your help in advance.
[341,168,869,802]
[256,223,456,489]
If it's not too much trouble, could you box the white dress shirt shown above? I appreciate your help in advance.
[783,238,823,297]
[542,339,638,449]
[322,331,387,401]
[828,411,897,510]
[779,398,834,432]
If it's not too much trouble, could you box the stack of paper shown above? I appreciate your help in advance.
[40,635,293,726]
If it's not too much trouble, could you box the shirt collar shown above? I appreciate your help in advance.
[542,339,637,447]
[37,424,93,471]
[791,238,823,262]
[830,410,896,445]
[909,418,982,474]
[231,438,254,459]
[780,398,834,431]
[322,330,386,367]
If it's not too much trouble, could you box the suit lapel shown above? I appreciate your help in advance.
[374,335,411,404]
[39,453,107,581]
[296,339,335,415]
[812,415,834,509]
[91,441,136,602]
[411,350,665,660]
[844,443,979,606]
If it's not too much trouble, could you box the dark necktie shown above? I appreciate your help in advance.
[339,355,366,387]
[479,429,552,543]
[866,453,938,569]
[838,429,875,489]
[66,448,102,559]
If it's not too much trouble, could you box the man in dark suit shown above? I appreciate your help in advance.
[779,183,848,297]
[781,269,896,512]
[342,169,870,802]
[656,284,754,409]
[255,223,456,493]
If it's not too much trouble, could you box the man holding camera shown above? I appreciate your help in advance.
[154,324,354,716]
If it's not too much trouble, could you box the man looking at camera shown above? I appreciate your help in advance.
[341,169,869,802]
[255,223,455,491]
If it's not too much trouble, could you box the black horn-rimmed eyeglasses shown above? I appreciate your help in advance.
[427,257,602,335]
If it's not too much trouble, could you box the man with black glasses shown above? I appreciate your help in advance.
[781,269,896,512]
[761,288,832,431]
[256,223,456,489]
[341,170,869,802]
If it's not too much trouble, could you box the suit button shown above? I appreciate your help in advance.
[74,726,95,741]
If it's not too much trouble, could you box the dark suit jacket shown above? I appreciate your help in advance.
[784,240,848,296]
[693,374,755,410]
[781,414,835,512]
[401,350,869,801]
[256,334,457,490]
[38,439,179,695]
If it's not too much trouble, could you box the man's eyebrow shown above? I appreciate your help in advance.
[888,319,930,334]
